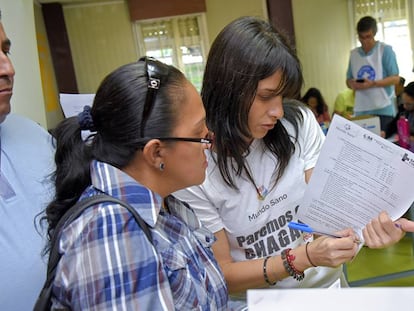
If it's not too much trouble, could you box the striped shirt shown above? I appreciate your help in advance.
[52,160,228,310]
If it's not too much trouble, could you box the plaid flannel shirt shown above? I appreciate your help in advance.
[52,160,228,310]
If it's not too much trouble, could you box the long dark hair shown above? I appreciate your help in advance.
[42,59,186,251]
[301,87,328,116]
[201,16,304,189]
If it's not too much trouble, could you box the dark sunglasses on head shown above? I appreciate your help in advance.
[138,56,212,147]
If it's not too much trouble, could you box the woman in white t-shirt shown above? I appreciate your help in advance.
[174,16,405,308]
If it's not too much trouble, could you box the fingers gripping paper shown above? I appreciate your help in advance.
[297,115,414,241]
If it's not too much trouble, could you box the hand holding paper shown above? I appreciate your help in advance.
[297,115,414,248]
[363,211,407,248]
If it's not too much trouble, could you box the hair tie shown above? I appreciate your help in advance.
[78,105,95,131]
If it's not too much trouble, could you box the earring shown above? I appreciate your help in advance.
[159,162,165,171]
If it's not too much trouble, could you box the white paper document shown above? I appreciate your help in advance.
[297,114,414,240]
[59,93,95,118]
[247,287,414,311]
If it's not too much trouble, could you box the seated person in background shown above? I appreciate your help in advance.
[333,88,355,119]
[41,58,228,310]
[301,87,331,124]
[395,76,406,107]
[384,81,414,140]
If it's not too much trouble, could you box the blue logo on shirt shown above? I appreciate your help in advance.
[357,65,376,80]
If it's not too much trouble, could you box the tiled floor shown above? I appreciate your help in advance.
[345,235,414,286]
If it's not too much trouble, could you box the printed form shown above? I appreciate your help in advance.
[59,93,95,118]
[298,114,414,241]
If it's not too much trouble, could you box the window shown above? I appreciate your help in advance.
[350,0,414,82]
[134,14,208,91]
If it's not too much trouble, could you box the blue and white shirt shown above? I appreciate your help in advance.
[347,41,399,116]
[52,160,228,310]
[0,114,55,311]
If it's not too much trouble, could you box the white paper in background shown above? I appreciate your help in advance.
[297,114,414,240]
[247,288,414,311]
[59,93,95,118]
[350,115,381,136]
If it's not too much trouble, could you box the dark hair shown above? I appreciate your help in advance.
[357,16,377,35]
[301,87,328,116]
[404,82,414,98]
[201,16,304,189]
[43,59,186,248]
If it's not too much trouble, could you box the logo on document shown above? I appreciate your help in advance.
[401,153,414,168]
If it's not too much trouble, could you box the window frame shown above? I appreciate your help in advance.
[133,13,209,91]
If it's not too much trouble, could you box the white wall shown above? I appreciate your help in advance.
[292,0,353,111]
[205,0,266,44]
[0,0,47,127]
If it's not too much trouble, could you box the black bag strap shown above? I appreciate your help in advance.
[34,194,153,311]
[47,194,152,275]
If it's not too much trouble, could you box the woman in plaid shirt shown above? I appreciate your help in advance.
[41,58,228,310]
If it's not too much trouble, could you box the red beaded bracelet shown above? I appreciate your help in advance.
[281,248,305,281]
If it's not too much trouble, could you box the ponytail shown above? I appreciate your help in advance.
[43,117,93,252]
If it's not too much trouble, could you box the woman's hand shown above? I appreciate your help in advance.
[307,228,359,267]
[363,211,406,249]
[395,218,414,232]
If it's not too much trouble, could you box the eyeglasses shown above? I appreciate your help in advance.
[139,56,170,138]
[138,134,213,149]
[358,34,374,40]
[156,136,213,146]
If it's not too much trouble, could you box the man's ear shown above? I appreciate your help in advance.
[142,139,164,169]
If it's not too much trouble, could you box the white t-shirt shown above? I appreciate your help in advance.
[174,107,345,298]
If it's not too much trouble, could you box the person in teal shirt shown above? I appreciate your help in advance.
[346,16,399,132]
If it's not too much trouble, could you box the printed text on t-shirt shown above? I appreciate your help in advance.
[248,193,288,221]
[236,210,301,259]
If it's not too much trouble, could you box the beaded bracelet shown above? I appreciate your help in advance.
[263,256,277,286]
[305,242,317,267]
[281,248,305,281]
